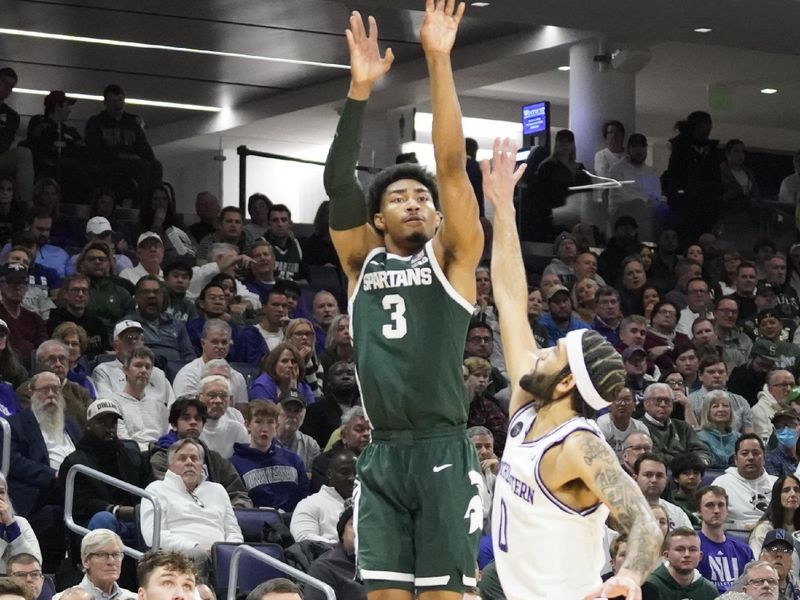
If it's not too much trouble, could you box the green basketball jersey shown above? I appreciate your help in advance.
[349,240,474,431]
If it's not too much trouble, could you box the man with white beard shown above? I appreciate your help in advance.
[8,370,81,570]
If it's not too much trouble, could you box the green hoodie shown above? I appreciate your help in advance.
[641,563,718,600]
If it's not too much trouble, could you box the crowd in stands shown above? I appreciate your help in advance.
[3,64,800,599]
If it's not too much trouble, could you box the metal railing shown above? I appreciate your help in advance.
[0,417,9,476]
[64,464,162,559]
[226,544,335,600]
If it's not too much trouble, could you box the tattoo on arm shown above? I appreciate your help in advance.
[579,434,663,582]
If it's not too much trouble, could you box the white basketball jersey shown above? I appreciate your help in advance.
[492,405,610,600]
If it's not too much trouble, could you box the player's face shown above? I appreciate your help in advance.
[471,434,495,461]
[698,492,727,528]
[374,178,440,246]
[138,567,196,600]
[663,535,702,574]
[520,341,570,400]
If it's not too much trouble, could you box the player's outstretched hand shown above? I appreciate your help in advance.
[346,11,394,99]
[421,0,465,56]
[480,138,527,213]
[584,574,641,600]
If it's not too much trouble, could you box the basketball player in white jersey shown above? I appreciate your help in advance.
[481,139,663,600]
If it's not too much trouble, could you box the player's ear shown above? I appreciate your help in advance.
[373,212,386,233]
[553,372,575,397]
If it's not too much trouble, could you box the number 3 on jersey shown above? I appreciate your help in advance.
[381,294,407,339]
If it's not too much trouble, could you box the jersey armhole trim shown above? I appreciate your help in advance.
[347,245,385,309]
[425,239,475,314]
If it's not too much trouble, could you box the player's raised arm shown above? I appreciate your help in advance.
[323,11,393,286]
[422,0,483,288]
[482,139,533,408]
[565,431,663,600]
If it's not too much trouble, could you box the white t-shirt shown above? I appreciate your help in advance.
[256,324,284,353]
[42,428,76,470]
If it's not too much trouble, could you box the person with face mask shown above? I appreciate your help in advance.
[765,411,800,476]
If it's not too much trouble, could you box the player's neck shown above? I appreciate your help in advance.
[384,234,426,257]
[529,398,577,438]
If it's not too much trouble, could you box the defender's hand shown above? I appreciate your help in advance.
[421,0,465,56]
[480,138,527,213]
[346,12,394,99]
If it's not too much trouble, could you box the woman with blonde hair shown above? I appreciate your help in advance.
[571,277,599,324]
[697,390,740,468]
[285,318,323,399]
[51,321,96,399]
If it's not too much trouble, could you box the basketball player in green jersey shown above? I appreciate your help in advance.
[323,1,484,599]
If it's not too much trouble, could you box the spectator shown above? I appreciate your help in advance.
[765,411,800,477]
[274,388,320,472]
[290,448,355,543]
[196,375,248,459]
[185,283,237,356]
[663,261,703,313]
[185,243,260,311]
[633,453,695,530]
[728,340,778,406]
[119,233,164,286]
[676,278,714,336]
[84,84,161,205]
[0,575,33,600]
[136,550,197,600]
[644,301,688,364]
[302,361,359,450]
[597,216,642,287]
[0,264,46,370]
[88,188,133,257]
[620,431,652,474]
[110,347,167,450]
[672,343,701,395]
[6,554,46,600]
[47,274,109,359]
[51,322,96,399]
[571,278,599,324]
[696,486,755,593]
[607,133,664,241]
[594,120,626,177]
[744,531,798,600]
[537,285,589,345]
[574,251,606,285]
[196,207,253,264]
[3,245,55,321]
[640,527,718,600]
[249,343,313,404]
[265,204,305,281]
[242,239,277,303]
[753,370,796,446]
[122,275,194,364]
[721,139,760,217]
[137,186,195,263]
[642,284,661,322]
[285,318,323,400]
[617,256,648,317]
[90,320,174,406]
[726,263,759,327]
[739,561,782,600]
[300,200,340,272]
[162,260,196,323]
[0,332,21,417]
[173,321,249,406]
[641,383,712,465]
[779,150,800,209]
[671,453,706,514]
[58,399,151,542]
[17,340,91,429]
[13,206,69,281]
[231,400,309,512]
[140,439,243,562]
[304,505,364,600]
[693,317,724,359]
[0,474,41,573]
[542,231,579,289]
[749,475,800,567]
[468,425,498,530]
[464,357,507,456]
[463,319,507,395]
[77,242,134,337]
[149,396,252,509]
[246,580,301,600]
[188,192,220,245]
[310,406,369,493]
[0,67,33,206]
[757,310,799,372]
[596,386,648,458]
[69,529,136,600]
[712,434,777,529]
[8,371,80,567]
[526,287,551,348]
[243,193,271,240]
[592,286,623,346]
[697,390,740,468]
[310,291,340,356]
[617,314,648,354]
[238,288,288,364]
[689,355,754,435]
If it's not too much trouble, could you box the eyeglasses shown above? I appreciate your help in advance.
[90,551,124,561]
[202,391,229,400]
[11,571,43,580]
[764,545,793,555]
[624,445,652,453]
[612,397,633,405]
[666,381,684,388]
[68,287,89,295]
[121,333,144,343]
[33,384,60,394]
[747,577,780,587]
[648,397,673,405]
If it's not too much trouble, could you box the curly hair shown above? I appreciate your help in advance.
[367,163,440,221]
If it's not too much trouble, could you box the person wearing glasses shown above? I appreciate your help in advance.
[641,383,712,466]
[57,529,136,600]
[47,274,109,360]
[140,438,242,567]
[752,370,797,448]
[738,559,781,600]
[76,241,134,339]
[596,386,648,458]
[7,554,49,600]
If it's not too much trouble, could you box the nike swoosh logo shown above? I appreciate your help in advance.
[432,464,453,473]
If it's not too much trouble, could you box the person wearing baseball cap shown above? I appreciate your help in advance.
[119,232,164,286]
[65,218,134,277]
[543,231,579,289]
[728,338,777,405]
[274,388,319,474]
[753,307,800,374]
[537,284,590,345]
[58,397,151,543]
[0,262,46,370]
